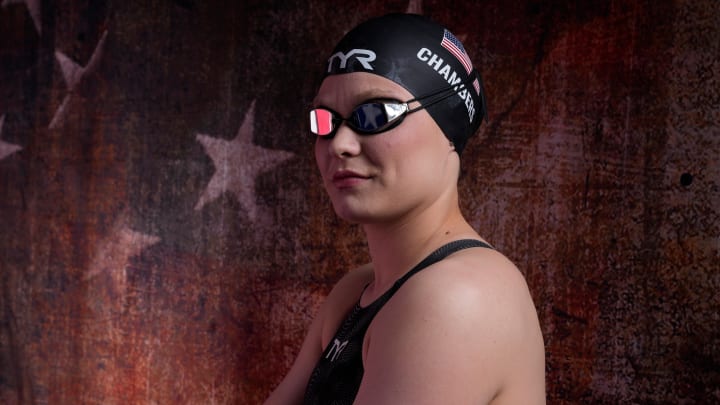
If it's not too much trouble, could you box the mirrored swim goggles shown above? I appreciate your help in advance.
[309,76,474,138]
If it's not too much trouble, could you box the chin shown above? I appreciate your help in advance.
[331,203,405,226]
[331,206,367,224]
[330,201,380,224]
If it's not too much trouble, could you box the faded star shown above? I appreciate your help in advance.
[0,115,22,161]
[406,0,422,14]
[405,1,472,64]
[49,30,108,129]
[2,0,41,34]
[86,218,160,295]
[195,100,294,222]
[403,1,470,47]
[404,0,469,43]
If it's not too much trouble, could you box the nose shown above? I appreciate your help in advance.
[326,124,361,158]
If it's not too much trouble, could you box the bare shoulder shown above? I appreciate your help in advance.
[318,263,375,345]
[423,247,539,319]
[388,247,540,341]
[326,262,375,300]
[356,247,545,405]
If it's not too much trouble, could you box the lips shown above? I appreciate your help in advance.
[331,169,371,189]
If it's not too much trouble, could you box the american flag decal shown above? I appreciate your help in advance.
[473,78,480,95]
[441,29,473,74]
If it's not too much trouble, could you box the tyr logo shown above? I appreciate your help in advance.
[325,338,349,362]
[327,49,376,72]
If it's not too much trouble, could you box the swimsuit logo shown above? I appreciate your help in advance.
[325,338,349,362]
[327,49,376,72]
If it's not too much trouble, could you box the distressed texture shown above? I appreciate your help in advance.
[0,0,718,404]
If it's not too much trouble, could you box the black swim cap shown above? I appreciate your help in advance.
[322,13,488,155]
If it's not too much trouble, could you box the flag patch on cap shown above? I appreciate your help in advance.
[472,78,480,95]
[441,29,473,75]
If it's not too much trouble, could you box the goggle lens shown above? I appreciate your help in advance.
[309,108,336,137]
[352,103,390,132]
[309,73,478,139]
[310,101,408,138]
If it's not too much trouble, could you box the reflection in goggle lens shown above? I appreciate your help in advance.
[310,101,409,138]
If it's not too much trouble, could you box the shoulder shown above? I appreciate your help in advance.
[318,263,374,345]
[386,247,535,330]
[420,246,536,316]
[322,262,374,310]
[385,246,538,346]
[327,262,375,298]
[357,247,545,404]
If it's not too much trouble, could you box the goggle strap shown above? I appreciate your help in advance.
[406,73,475,113]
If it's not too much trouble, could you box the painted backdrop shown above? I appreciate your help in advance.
[1,0,718,403]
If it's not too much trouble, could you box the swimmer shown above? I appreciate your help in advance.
[265,13,545,405]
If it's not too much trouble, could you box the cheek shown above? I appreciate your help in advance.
[313,140,325,171]
[378,118,446,160]
[313,140,335,192]
[385,124,450,179]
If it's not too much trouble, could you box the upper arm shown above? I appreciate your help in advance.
[265,264,375,405]
[355,255,545,405]
[264,302,324,405]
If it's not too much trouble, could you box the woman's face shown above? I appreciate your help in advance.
[313,72,460,224]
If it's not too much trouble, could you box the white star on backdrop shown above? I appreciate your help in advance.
[2,0,41,34]
[49,30,108,129]
[86,217,160,294]
[195,100,294,222]
[0,115,22,161]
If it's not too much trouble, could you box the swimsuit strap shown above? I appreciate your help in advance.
[370,239,493,310]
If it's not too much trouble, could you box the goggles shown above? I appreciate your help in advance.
[310,76,473,138]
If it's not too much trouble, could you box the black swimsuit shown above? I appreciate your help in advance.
[303,239,493,405]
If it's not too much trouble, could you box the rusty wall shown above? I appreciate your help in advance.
[0,0,718,403]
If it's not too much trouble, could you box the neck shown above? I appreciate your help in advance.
[361,190,478,300]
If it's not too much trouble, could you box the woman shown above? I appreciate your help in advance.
[266,13,545,405]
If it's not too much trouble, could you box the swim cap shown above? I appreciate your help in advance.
[322,13,488,155]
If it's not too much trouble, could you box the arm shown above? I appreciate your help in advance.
[354,253,545,405]
[265,264,375,404]
[263,303,324,405]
